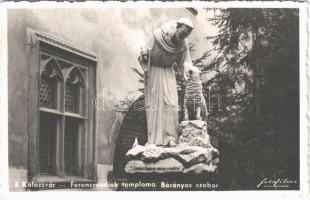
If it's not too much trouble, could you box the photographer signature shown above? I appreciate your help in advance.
[257,178,298,189]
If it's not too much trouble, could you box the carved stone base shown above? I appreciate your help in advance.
[124,120,219,174]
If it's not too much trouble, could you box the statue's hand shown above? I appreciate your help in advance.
[138,51,147,63]
[139,48,150,63]
[141,52,148,62]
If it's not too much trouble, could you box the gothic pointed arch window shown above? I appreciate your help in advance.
[39,59,64,175]
[39,59,63,110]
[64,67,86,115]
[28,29,97,182]
[63,66,86,174]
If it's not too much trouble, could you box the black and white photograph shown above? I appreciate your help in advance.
[0,1,308,199]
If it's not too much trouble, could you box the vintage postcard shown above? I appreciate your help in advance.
[0,1,309,200]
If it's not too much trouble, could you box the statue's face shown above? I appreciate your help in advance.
[175,24,193,42]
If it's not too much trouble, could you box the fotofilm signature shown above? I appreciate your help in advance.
[256,178,298,189]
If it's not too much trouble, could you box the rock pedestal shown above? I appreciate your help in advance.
[124,120,219,174]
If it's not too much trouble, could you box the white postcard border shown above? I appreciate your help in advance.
[0,1,308,200]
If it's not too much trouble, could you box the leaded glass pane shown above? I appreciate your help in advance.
[65,82,79,113]
[64,117,78,175]
[39,113,56,175]
[40,77,57,109]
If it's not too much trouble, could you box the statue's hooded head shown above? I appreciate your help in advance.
[175,18,194,42]
[154,17,194,54]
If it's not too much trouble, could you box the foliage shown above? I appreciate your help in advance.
[204,8,299,189]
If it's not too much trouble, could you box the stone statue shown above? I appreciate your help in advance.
[138,18,194,146]
[125,18,219,175]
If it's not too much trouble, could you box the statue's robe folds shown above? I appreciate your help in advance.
[140,21,192,145]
